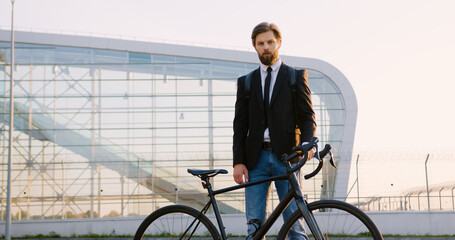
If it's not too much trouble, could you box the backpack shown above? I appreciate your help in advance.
[244,66,297,103]
[244,66,297,100]
[243,66,301,145]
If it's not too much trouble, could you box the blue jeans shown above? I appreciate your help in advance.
[245,149,307,240]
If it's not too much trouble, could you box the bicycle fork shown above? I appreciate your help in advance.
[295,197,325,240]
[289,171,326,240]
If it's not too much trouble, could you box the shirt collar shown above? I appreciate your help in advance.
[260,58,282,73]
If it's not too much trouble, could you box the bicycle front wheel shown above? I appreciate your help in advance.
[134,205,220,240]
[278,200,383,240]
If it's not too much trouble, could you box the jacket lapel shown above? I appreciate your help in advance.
[252,68,264,113]
[270,63,287,107]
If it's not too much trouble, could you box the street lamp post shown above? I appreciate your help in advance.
[424,154,431,211]
[5,1,16,240]
[356,154,360,206]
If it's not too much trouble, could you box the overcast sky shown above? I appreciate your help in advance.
[1,0,454,152]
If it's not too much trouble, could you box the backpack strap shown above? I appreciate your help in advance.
[287,66,301,144]
[289,66,296,92]
[244,68,258,99]
[286,66,298,115]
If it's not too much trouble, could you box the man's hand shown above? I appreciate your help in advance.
[308,148,315,159]
[301,142,315,160]
[233,164,249,184]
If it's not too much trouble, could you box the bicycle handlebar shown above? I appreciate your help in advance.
[283,137,334,180]
[303,143,331,179]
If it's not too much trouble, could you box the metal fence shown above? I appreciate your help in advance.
[343,150,455,212]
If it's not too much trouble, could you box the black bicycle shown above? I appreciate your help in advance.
[134,137,383,240]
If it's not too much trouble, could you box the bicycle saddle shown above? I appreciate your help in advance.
[187,168,228,177]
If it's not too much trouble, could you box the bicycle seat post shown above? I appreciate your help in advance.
[201,174,228,240]
[200,175,211,190]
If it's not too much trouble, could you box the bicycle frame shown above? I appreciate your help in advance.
[197,160,325,240]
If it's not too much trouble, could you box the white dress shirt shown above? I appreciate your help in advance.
[261,58,282,142]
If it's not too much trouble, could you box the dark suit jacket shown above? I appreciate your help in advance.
[233,63,316,170]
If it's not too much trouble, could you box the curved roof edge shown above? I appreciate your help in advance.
[0,30,259,63]
[0,29,358,198]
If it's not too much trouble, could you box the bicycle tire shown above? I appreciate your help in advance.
[277,200,383,240]
[134,205,220,240]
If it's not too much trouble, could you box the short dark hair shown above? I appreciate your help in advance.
[251,22,282,46]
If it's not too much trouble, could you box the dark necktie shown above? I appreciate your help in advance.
[264,67,272,128]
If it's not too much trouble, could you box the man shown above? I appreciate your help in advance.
[233,22,316,239]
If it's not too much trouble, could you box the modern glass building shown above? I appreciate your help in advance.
[0,30,357,220]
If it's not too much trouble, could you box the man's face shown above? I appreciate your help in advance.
[254,30,281,66]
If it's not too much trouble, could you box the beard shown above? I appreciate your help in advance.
[258,49,279,65]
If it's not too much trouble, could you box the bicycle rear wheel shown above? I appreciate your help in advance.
[277,200,383,240]
[134,205,220,240]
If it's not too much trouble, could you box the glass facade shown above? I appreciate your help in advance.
[0,40,345,220]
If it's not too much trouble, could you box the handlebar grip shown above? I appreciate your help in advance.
[293,137,319,153]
